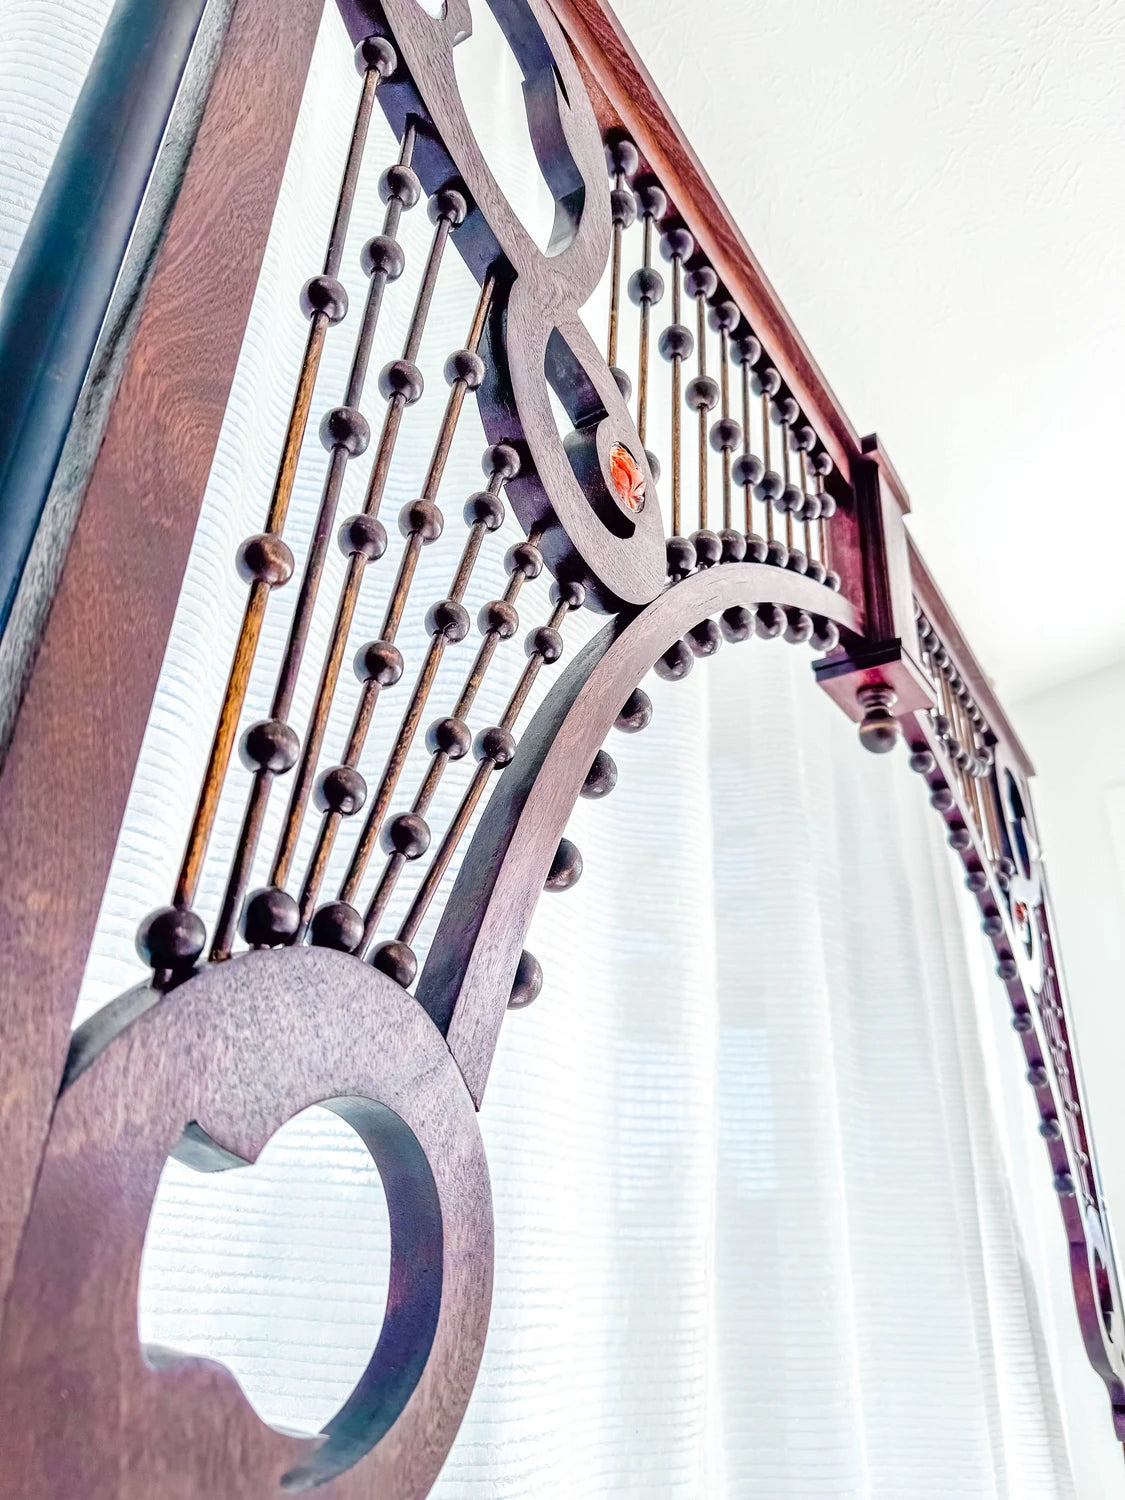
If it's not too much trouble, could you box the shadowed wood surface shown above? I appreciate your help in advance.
[0,0,325,1317]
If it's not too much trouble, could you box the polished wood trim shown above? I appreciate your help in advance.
[547,0,861,486]
[0,0,325,1314]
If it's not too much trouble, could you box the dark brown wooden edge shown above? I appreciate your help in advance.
[0,0,326,1316]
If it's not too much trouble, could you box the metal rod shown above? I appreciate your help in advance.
[607,170,623,368]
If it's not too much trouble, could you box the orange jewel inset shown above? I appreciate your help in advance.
[609,444,646,512]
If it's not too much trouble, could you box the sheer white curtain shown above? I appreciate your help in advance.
[0,2,1092,1495]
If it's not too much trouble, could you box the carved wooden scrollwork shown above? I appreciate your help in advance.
[0,0,1123,1488]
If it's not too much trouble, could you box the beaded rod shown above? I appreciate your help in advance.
[607,167,623,369]
[694,281,708,531]
[761,389,774,544]
[338,446,517,921]
[210,139,438,962]
[170,47,394,916]
[719,324,732,531]
[739,355,754,536]
[385,595,574,968]
[670,251,683,537]
[270,270,491,900]
[347,525,543,946]
[636,208,654,444]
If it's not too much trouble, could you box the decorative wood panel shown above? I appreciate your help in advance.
[0,0,1120,1489]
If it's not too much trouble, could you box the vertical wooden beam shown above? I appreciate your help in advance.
[0,0,325,1314]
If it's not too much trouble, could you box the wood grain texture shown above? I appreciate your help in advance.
[417,562,858,1105]
[0,948,492,1497]
[0,0,325,1316]
[546,0,861,487]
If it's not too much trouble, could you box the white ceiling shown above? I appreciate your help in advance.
[613,0,1125,702]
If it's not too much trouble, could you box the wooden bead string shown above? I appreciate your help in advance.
[210,146,462,961]
[166,42,397,938]
[373,586,578,981]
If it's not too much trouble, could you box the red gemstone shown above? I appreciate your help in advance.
[609,445,645,512]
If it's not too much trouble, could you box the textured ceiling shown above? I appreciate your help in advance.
[613,0,1125,700]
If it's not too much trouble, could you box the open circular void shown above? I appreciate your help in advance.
[138,1105,391,1437]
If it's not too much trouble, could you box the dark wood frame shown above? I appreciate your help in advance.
[0,0,1120,1488]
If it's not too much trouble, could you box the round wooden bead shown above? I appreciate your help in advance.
[685,375,720,412]
[526,625,563,663]
[998,957,1020,982]
[909,748,936,775]
[399,498,444,542]
[720,604,755,642]
[1054,1171,1076,1197]
[799,491,823,522]
[236,533,294,588]
[300,274,348,323]
[479,599,519,638]
[785,549,808,576]
[360,233,405,281]
[824,569,841,591]
[1011,1006,1033,1030]
[242,886,299,948]
[710,416,742,452]
[551,578,587,611]
[1039,1117,1062,1141]
[315,764,367,816]
[136,905,205,969]
[428,186,468,226]
[633,180,667,218]
[683,265,718,300]
[604,133,639,177]
[337,513,387,561]
[444,349,485,390]
[784,608,813,645]
[732,333,761,366]
[930,786,955,811]
[708,299,741,333]
[666,535,697,578]
[655,639,694,680]
[755,603,785,639]
[982,914,1005,938]
[610,187,637,228]
[819,491,838,519]
[932,713,951,737]
[755,469,784,502]
[545,837,583,891]
[309,900,363,953]
[719,527,747,563]
[379,359,424,405]
[645,448,661,483]
[371,939,418,988]
[381,812,430,859]
[355,34,397,77]
[776,396,800,426]
[812,452,834,477]
[426,598,470,642]
[1026,1065,1049,1088]
[794,424,817,452]
[506,540,543,578]
[765,538,789,569]
[948,826,973,851]
[777,483,803,514]
[239,718,299,774]
[508,949,543,1009]
[582,748,618,799]
[464,491,505,531]
[660,226,695,261]
[751,367,781,397]
[805,559,827,585]
[810,617,839,652]
[627,266,665,306]
[426,716,472,760]
[610,365,632,400]
[965,870,989,893]
[474,725,516,765]
[483,443,520,480]
[744,533,769,563]
[354,638,403,686]
[319,405,370,456]
[732,452,764,488]
[379,162,420,209]
[658,323,694,362]
[615,687,653,732]
[691,529,723,568]
[688,618,722,657]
